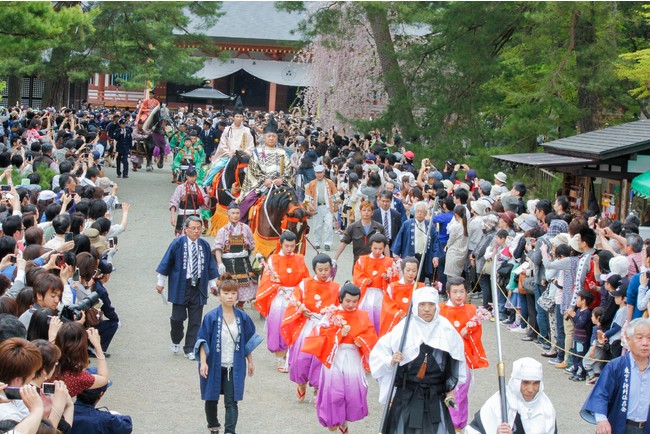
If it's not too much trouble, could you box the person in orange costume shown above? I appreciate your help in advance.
[280,253,340,403]
[439,276,489,431]
[254,231,309,372]
[353,233,397,334]
[380,257,425,337]
[302,283,378,433]
[135,91,160,125]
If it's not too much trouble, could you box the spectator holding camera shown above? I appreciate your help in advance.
[0,338,44,434]
[52,322,109,398]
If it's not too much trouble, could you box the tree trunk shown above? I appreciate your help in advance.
[7,75,22,108]
[41,44,72,108]
[574,5,600,133]
[42,75,69,108]
[364,5,417,137]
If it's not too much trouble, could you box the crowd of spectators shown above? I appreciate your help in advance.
[1,99,649,432]
[0,104,133,433]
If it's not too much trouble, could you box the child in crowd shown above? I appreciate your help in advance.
[280,254,340,403]
[302,284,378,433]
[583,306,606,385]
[195,273,263,434]
[379,257,423,336]
[598,283,627,360]
[439,276,489,431]
[567,289,594,381]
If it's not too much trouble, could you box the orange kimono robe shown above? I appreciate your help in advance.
[352,254,396,299]
[280,277,340,346]
[379,281,425,337]
[302,308,378,370]
[438,303,488,369]
[254,253,309,317]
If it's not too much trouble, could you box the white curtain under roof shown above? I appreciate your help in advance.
[197,58,311,87]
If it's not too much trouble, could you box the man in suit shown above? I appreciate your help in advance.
[199,121,218,164]
[373,190,402,249]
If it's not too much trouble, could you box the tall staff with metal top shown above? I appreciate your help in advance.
[490,251,508,422]
[378,215,434,433]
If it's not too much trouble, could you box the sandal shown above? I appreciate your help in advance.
[338,422,349,433]
[276,358,288,373]
[296,384,306,402]
[209,427,220,433]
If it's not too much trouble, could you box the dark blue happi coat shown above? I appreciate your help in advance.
[581,354,650,434]
[193,306,263,401]
[156,235,218,305]
[391,218,441,276]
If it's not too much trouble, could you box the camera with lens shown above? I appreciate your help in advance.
[60,293,101,322]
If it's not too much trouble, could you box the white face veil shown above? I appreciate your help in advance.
[507,357,546,415]
[410,286,440,323]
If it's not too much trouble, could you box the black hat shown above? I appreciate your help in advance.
[98,260,113,275]
[185,167,197,177]
[118,118,126,125]
[227,202,239,211]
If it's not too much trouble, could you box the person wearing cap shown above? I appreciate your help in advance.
[491,171,509,199]
[467,357,556,434]
[237,132,293,222]
[171,137,206,185]
[370,286,467,434]
[156,216,218,360]
[210,113,254,176]
[169,122,188,155]
[212,202,256,308]
[304,165,338,251]
[476,181,495,207]
[135,90,159,125]
[169,168,208,236]
[199,120,219,165]
[111,118,133,179]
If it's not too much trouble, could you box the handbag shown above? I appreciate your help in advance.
[521,275,536,295]
[538,285,555,312]
[497,262,514,277]
[84,307,103,328]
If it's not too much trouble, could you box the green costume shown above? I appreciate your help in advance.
[172,144,206,185]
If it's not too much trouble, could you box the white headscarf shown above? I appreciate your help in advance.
[467,357,556,434]
[369,287,467,404]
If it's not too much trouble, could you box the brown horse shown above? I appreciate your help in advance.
[207,151,249,236]
[250,185,309,258]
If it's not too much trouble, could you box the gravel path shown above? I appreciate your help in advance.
[99,166,593,433]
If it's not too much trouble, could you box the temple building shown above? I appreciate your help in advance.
[87,2,309,111]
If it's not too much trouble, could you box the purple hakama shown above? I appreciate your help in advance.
[359,287,383,334]
[265,288,291,353]
[316,344,369,428]
[288,317,322,387]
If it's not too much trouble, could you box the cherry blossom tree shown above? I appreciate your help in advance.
[297,8,388,130]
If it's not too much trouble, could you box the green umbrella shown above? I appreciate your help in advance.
[632,170,650,198]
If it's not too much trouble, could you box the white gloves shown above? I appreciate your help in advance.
[218,263,226,275]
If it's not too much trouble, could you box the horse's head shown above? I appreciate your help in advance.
[224,151,249,190]
[281,189,308,251]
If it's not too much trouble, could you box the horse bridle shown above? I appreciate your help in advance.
[263,186,307,238]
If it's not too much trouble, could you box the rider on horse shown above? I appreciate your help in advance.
[204,113,255,185]
[236,132,294,223]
